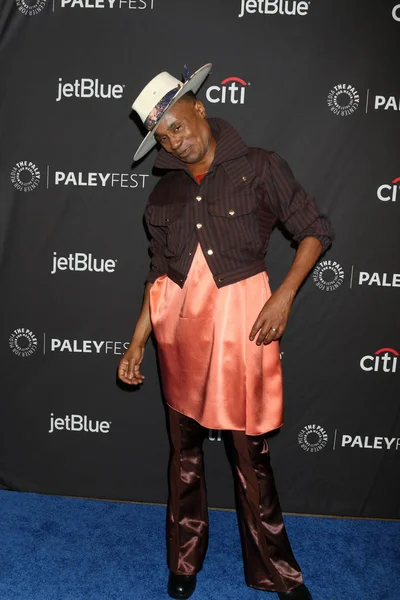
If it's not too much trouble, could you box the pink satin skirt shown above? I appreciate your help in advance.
[149,245,283,436]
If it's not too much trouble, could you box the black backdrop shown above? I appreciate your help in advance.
[1,0,399,518]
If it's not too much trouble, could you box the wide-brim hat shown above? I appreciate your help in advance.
[131,63,212,161]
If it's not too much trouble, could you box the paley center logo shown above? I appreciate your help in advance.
[9,328,38,358]
[360,348,398,374]
[238,0,311,18]
[312,259,345,292]
[51,252,117,274]
[341,433,400,451]
[59,0,154,9]
[48,413,111,434]
[298,424,328,452]
[10,161,148,191]
[52,169,148,188]
[206,77,250,105]
[327,84,360,117]
[353,268,400,288]
[299,425,400,452]
[56,77,125,102]
[371,93,400,112]
[15,0,47,15]
[328,84,400,116]
[377,177,400,202]
[50,338,129,354]
[9,328,130,356]
[10,161,41,192]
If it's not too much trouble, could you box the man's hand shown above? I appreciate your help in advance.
[118,344,145,385]
[249,288,294,345]
[250,237,323,345]
[118,282,153,386]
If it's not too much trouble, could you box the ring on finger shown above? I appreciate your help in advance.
[271,327,278,333]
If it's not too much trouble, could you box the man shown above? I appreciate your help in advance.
[118,63,333,599]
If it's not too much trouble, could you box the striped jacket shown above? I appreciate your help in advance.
[144,117,333,289]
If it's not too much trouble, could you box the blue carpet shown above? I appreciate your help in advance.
[0,491,399,600]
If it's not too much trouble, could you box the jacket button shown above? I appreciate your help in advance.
[218,277,224,282]
[196,195,202,201]
[196,223,203,229]
[228,209,235,216]
[165,218,170,222]
[207,249,213,255]
[242,176,247,182]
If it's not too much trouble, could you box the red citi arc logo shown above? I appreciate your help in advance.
[206,77,249,105]
[360,348,399,373]
[377,177,400,202]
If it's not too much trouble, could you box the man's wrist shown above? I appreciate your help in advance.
[131,333,149,348]
[276,283,297,303]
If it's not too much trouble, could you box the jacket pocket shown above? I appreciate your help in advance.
[148,203,186,256]
[148,203,185,226]
[207,191,258,252]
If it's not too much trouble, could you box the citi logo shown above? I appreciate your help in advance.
[394,4,400,21]
[48,413,111,434]
[239,0,310,18]
[51,252,117,274]
[360,348,398,373]
[206,77,249,105]
[377,177,400,202]
[56,78,125,102]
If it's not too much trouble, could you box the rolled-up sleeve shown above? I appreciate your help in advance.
[263,152,333,252]
[144,204,168,284]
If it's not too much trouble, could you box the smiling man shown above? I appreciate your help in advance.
[118,63,333,599]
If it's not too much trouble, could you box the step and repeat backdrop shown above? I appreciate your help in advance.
[0,0,399,518]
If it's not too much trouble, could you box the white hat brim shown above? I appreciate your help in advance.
[133,63,212,162]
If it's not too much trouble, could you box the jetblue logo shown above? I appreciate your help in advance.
[49,413,111,434]
[239,0,311,18]
[56,78,125,102]
[51,252,117,275]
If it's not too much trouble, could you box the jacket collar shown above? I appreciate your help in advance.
[153,117,248,171]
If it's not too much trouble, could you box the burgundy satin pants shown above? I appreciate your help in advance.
[167,408,304,593]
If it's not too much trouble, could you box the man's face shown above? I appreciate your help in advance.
[154,98,212,164]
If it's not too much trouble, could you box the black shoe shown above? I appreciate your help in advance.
[278,583,312,599]
[167,572,197,599]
